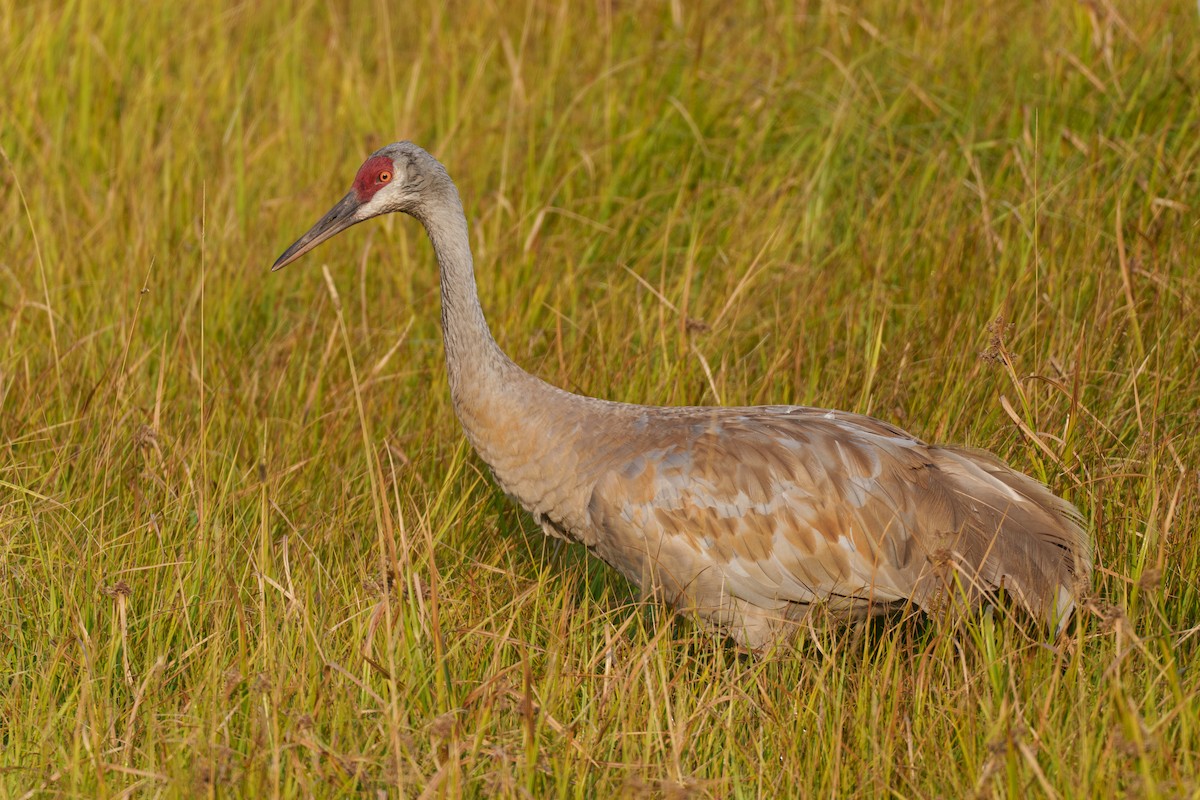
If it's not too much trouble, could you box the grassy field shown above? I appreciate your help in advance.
[3,0,1199,796]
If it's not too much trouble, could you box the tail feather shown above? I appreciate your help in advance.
[930,445,1092,631]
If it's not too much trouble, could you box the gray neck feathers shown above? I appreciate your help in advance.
[412,177,513,397]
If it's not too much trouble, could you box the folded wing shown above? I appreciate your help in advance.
[586,407,1090,647]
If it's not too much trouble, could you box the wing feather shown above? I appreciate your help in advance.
[585,407,1089,647]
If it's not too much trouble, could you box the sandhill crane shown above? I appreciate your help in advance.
[273,142,1092,649]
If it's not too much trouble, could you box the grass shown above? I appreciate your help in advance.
[2,0,1199,795]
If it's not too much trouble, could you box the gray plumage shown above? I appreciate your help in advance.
[273,141,1093,649]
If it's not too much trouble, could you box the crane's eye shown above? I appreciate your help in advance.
[378,170,392,183]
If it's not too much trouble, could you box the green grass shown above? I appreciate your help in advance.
[3,0,1199,795]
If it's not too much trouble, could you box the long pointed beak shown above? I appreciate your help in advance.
[272,191,363,271]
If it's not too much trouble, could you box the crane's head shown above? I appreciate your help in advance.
[272,141,440,271]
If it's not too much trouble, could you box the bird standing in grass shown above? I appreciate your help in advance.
[273,142,1092,649]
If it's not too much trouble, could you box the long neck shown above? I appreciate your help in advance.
[412,178,607,534]
[414,180,513,394]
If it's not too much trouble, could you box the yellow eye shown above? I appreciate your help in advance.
[378,171,392,183]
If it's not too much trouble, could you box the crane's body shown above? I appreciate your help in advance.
[274,142,1092,649]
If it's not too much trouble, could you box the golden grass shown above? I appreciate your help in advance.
[2,0,1198,796]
